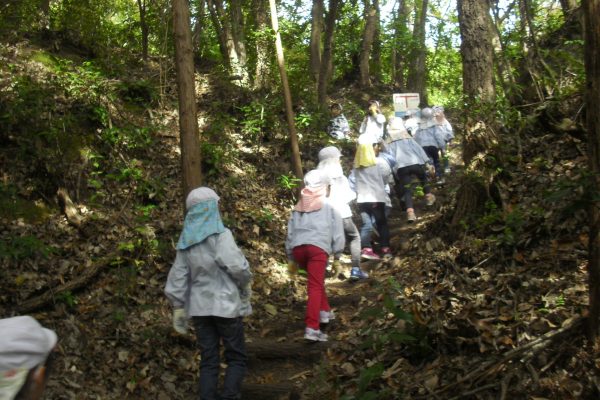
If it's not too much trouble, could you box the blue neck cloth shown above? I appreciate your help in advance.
[176,199,225,250]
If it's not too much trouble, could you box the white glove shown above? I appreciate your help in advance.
[172,308,187,334]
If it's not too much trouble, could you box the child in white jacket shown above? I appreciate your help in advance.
[165,187,252,400]
[359,100,386,144]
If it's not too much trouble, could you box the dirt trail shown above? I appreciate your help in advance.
[241,190,444,399]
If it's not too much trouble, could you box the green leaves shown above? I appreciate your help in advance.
[357,362,384,394]
[279,174,302,191]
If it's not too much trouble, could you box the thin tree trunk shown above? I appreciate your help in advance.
[407,0,428,105]
[206,0,249,85]
[392,0,411,91]
[40,0,51,30]
[520,0,557,97]
[206,0,229,64]
[517,0,544,101]
[371,0,382,83]
[253,0,271,90]
[268,0,303,182]
[317,0,340,107]
[560,0,578,15]
[583,0,600,342]
[359,0,378,87]
[310,0,324,83]
[137,0,149,60]
[192,0,206,56]
[230,0,250,86]
[453,0,498,226]
[490,1,519,104]
[172,0,203,206]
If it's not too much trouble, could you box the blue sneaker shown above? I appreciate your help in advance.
[349,268,369,281]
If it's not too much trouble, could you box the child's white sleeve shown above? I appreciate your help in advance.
[215,230,252,289]
[164,252,189,309]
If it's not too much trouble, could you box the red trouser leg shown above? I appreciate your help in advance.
[292,245,330,330]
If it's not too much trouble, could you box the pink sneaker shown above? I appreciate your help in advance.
[361,247,380,260]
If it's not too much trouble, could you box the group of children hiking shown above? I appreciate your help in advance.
[289,99,454,343]
[162,99,454,399]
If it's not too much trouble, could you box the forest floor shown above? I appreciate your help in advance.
[1,40,599,399]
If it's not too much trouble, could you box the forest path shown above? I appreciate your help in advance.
[241,181,449,399]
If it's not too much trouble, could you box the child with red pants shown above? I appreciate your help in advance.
[285,170,345,342]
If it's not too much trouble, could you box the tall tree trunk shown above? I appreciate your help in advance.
[310,0,324,83]
[584,0,600,342]
[407,0,428,105]
[359,0,378,87]
[453,0,499,226]
[172,0,203,208]
[137,0,149,60]
[253,0,271,90]
[317,0,340,107]
[268,0,303,182]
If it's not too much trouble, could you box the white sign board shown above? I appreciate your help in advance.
[392,93,420,117]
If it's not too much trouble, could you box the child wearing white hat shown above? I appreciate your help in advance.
[165,186,252,400]
[414,107,447,184]
[285,170,345,342]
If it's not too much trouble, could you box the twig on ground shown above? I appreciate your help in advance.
[416,316,583,399]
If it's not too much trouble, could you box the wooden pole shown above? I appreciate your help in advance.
[268,0,304,181]
[584,0,600,341]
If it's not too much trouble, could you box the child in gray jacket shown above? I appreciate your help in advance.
[384,117,435,222]
[286,170,345,342]
[433,105,454,174]
[165,187,252,400]
[414,107,447,183]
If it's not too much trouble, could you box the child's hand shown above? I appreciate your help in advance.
[172,308,188,334]
[368,104,378,115]
[426,164,436,178]
[332,260,344,276]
